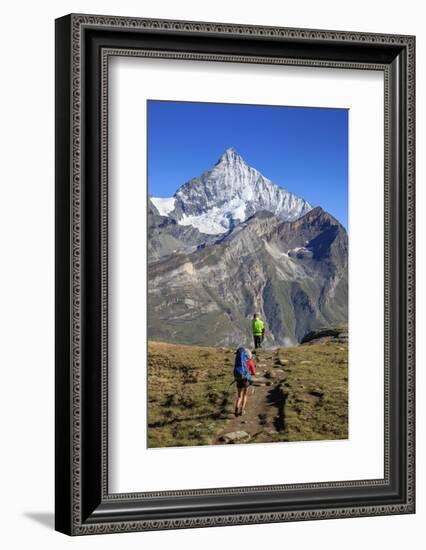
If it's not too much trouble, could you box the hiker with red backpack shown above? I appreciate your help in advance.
[233,347,256,417]
[246,351,256,377]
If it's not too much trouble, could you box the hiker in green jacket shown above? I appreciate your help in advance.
[252,313,265,349]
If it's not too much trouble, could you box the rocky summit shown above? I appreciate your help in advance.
[150,147,312,236]
[148,148,348,346]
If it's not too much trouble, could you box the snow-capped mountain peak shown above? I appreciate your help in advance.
[150,148,313,235]
[215,146,247,167]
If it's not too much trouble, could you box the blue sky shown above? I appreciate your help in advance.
[147,100,348,228]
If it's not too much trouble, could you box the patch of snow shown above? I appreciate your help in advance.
[231,201,247,222]
[151,196,176,216]
[288,246,309,254]
[287,246,314,262]
[179,210,227,235]
[178,197,249,235]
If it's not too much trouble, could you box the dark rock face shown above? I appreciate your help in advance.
[301,326,349,345]
[148,198,217,262]
[147,205,348,347]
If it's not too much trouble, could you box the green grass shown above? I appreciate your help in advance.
[147,342,235,447]
[277,341,348,441]
[147,338,348,447]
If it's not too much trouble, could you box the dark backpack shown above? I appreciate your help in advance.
[233,347,252,382]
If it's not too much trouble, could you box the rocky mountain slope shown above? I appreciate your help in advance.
[148,207,348,346]
[148,147,347,346]
[148,198,217,262]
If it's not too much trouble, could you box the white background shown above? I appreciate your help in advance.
[109,58,384,493]
[0,0,423,548]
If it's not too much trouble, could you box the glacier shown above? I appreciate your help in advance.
[150,196,176,216]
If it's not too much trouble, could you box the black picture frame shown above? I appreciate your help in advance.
[55,13,416,536]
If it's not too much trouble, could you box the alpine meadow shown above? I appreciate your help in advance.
[146,101,348,448]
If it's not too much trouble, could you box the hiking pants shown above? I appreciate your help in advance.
[254,335,262,349]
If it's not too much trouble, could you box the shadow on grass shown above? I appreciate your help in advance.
[266,382,288,432]
[148,400,230,428]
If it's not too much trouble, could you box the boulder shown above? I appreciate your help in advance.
[264,370,275,379]
[252,376,269,385]
[310,388,324,398]
[301,327,341,344]
[220,431,251,444]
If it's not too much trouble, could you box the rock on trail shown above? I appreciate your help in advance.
[219,431,251,444]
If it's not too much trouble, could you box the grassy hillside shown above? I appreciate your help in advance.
[147,342,234,447]
[147,332,348,448]
[271,341,348,442]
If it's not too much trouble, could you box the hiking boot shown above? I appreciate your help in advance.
[240,409,246,416]
[234,408,239,417]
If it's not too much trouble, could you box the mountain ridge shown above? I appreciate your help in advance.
[148,205,348,346]
[151,147,313,235]
[148,148,347,346]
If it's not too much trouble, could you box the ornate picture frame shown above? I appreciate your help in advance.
[55,13,415,535]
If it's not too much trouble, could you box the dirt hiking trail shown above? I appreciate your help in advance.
[215,348,290,444]
[147,333,348,448]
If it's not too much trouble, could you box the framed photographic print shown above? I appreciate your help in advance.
[55,14,416,535]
